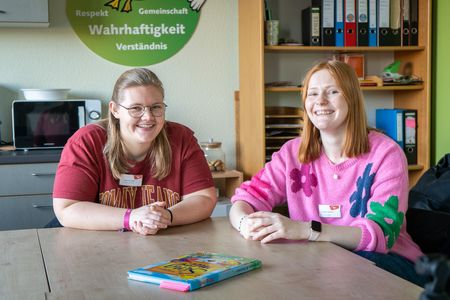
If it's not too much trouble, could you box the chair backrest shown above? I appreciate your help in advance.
[407,153,450,255]
[407,208,450,255]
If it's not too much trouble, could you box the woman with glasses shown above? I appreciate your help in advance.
[53,68,217,235]
[229,60,426,286]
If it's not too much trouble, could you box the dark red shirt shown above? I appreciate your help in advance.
[53,121,214,209]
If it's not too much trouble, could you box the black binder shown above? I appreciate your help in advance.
[311,0,322,46]
[302,7,312,46]
[302,3,321,46]
[410,0,419,45]
[402,0,410,46]
[378,0,401,46]
[321,0,335,46]
[357,0,369,46]
[403,109,417,165]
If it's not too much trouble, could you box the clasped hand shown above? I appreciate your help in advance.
[239,211,307,243]
[129,202,171,235]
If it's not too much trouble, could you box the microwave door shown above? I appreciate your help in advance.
[13,100,88,150]
[78,105,86,127]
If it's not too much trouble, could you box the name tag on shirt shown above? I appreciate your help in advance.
[119,174,143,186]
[319,204,341,218]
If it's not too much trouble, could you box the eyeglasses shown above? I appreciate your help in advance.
[118,103,167,118]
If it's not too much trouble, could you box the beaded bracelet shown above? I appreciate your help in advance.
[238,215,248,232]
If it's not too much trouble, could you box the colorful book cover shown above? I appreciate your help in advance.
[127,252,262,292]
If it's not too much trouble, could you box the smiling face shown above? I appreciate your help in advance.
[110,84,165,157]
[304,69,349,137]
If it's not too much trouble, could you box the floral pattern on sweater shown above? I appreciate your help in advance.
[290,164,318,197]
[349,163,375,218]
[367,195,404,249]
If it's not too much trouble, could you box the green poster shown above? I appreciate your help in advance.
[67,0,204,66]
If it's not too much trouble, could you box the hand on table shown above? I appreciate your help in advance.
[237,215,253,240]
[245,211,307,243]
[129,202,171,235]
[131,221,159,235]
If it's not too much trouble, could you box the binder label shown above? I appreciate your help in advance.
[403,0,410,22]
[323,0,334,28]
[396,113,403,142]
[336,0,343,22]
[345,0,356,23]
[379,0,389,28]
[390,0,401,31]
[358,0,368,23]
[312,8,320,37]
[405,116,416,144]
[369,0,376,28]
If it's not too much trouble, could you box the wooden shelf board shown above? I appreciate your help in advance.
[362,85,424,91]
[266,136,297,140]
[211,169,243,179]
[265,86,302,92]
[266,125,302,129]
[408,165,424,171]
[265,85,424,93]
[265,115,302,118]
[265,46,425,53]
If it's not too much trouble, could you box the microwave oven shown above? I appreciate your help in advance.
[12,99,102,150]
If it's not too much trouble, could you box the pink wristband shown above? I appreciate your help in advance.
[123,209,132,231]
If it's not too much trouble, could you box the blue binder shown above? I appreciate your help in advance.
[376,108,418,165]
[376,109,404,149]
[368,0,377,46]
[335,0,344,46]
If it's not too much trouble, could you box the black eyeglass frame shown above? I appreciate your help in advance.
[117,103,167,118]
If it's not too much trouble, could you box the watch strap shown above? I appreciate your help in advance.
[308,220,322,241]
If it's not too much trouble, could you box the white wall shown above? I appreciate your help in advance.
[0,0,238,167]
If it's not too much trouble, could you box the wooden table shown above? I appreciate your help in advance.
[1,218,423,299]
[0,229,47,300]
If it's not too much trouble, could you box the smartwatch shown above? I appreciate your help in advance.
[308,220,322,241]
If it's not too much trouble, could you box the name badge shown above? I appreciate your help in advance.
[319,204,341,218]
[119,174,143,187]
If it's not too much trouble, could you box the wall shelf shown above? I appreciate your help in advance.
[211,170,243,198]
[265,46,426,53]
[237,0,431,187]
[265,85,424,93]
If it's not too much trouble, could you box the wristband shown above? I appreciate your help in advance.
[238,215,247,232]
[166,208,173,224]
[123,209,132,231]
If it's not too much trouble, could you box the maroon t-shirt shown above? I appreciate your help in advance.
[53,121,214,209]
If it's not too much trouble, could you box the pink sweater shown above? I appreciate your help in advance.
[231,131,423,262]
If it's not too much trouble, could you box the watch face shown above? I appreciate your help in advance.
[311,220,322,232]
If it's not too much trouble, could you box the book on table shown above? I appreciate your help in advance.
[127,252,262,292]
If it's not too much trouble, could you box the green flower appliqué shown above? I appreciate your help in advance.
[366,196,404,249]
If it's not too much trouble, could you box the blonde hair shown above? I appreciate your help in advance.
[298,60,369,163]
[100,68,172,180]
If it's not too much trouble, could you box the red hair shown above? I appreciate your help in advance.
[298,60,369,163]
